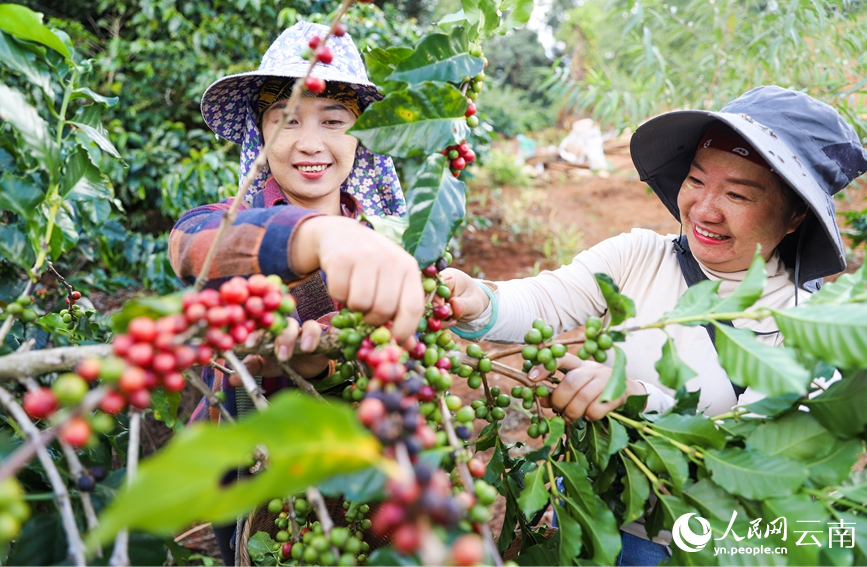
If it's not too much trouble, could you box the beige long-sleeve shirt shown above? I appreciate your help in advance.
[458,228,805,417]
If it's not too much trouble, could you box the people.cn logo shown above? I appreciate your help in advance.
[672,513,712,552]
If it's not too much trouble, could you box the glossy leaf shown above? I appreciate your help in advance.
[654,336,697,391]
[804,371,867,438]
[599,345,627,402]
[70,88,119,107]
[738,393,801,418]
[806,262,867,305]
[714,323,811,397]
[556,461,621,565]
[364,46,412,94]
[150,389,181,430]
[651,413,726,450]
[806,438,862,487]
[745,411,835,462]
[553,503,583,565]
[364,213,408,246]
[543,415,565,448]
[643,437,689,490]
[661,279,720,324]
[0,84,60,182]
[593,273,636,326]
[0,30,51,94]
[61,147,111,200]
[500,0,535,32]
[401,154,467,267]
[0,172,44,219]
[621,456,649,525]
[69,105,121,159]
[710,250,766,314]
[683,478,748,526]
[773,304,867,369]
[0,225,35,271]
[387,28,483,86]
[761,496,825,566]
[584,418,626,471]
[0,4,71,60]
[27,205,78,260]
[89,393,386,544]
[247,532,278,566]
[350,82,469,158]
[318,465,387,502]
[517,465,548,518]
[703,447,807,499]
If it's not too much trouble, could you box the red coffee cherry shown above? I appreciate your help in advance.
[128,388,152,410]
[99,390,127,415]
[308,35,321,49]
[467,458,486,479]
[371,502,405,537]
[334,23,347,37]
[152,352,177,375]
[119,367,147,393]
[126,343,155,368]
[305,77,326,94]
[112,334,135,357]
[23,388,59,419]
[206,306,230,328]
[245,296,265,319]
[196,345,215,365]
[60,417,92,448]
[128,317,157,343]
[262,292,282,312]
[174,345,197,370]
[247,274,269,297]
[199,289,221,308]
[357,398,386,427]
[162,372,186,393]
[315,46,333,64]
[71,290,82,301]
[76,358,102,382]
[451,534,486,566]
[393,523,421,554]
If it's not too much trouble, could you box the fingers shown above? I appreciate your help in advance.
[439,268,487,322]
[274,318,300,362]
[391,268,425,342]
[299,320,322,353]
[555,353,584,373]
[549,361,625,422]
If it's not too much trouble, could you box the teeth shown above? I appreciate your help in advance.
[696,226,726,240]
[297,164,328,172]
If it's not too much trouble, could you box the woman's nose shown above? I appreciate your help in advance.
[691,191,723,221]
[294,123,326,154]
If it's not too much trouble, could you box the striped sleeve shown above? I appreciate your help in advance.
[168,199,323,287]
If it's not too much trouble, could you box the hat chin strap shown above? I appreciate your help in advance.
[794,225,806,306]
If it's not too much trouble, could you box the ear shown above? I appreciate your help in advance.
[786,207,808,235]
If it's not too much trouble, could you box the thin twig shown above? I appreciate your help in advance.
[183,369,235,424]
[0,344,112,380]
[278,362,324,400]
[59,442,102,556]
[47,261,75,295]
[110,409,142,566]
[209,359,234,376]
[306,486,341,559]
[486,337,586,361]
[0,387,87,566]
[287,498,301,543]
[222,350,268,411]
[438,396,504,567]
[192,0,355,291]
[0,386,109,483]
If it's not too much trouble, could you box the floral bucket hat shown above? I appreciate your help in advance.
[200,21,406,216]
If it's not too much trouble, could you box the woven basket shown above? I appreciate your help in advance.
[239,498,390,566]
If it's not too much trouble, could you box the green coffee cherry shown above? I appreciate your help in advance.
[597,333,613,350]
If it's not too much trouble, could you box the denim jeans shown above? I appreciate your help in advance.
[617,531,671,566]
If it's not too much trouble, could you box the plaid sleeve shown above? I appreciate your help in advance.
[168,199,323,287]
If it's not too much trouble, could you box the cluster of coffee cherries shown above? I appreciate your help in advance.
[0,294,38,324]
[576,316,614,363]
[464,43,487,129]
[301,26,351,94]
[441,141,476,178]
[520,319,568,373]
[264,497,370,566]
[0,477,29,544]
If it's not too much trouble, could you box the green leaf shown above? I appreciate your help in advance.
[88,393,386,545]
[710,250,766,314]
[714,323,811,397]
[0,84,60,182]
[599,345,627,402]
[654,336,697,391]
[553,503,583,565]
[644,492,695,541]
[247,532,278,566]
[746,411,835,462]
[364,213,408,246]
[683,478,748,526]
[593,273,636,326]
[644,437,689,490]
[0,30,51,94]
[61,147,111,201]
[0,4,71,60]
[703,447,807,499]
[69,105,121,159]
[401,154,467,267]
[621,456,650,525]
[368,547,420,566]
[7,514,68,566]
[516,465,548,518]
[806,262,867,305]
[806,438,862,487]
[661,280,721,324]
[150,389,181,430]
[387,28,484,86]
[317,464,388,502]
[556,461,621,565]
[773,304,867,369]
[500,0,535,31]
[0,172,44,219]
[739,393,801,418]
[543,415,565,448]
[364,47,412,94]
[583,418,626,471]
[349,82,470,158]
[0,224,36,270]
[69,88,118,107]
[35,312,65,335]
[830,511,867,564]
[760,496,825,565]
[111,293,185,333]
[650,413,726,450]
[804,371,867,438]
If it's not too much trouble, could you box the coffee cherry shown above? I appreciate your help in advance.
[162,372,186,393]
[427,317,442,332]
[465,102,476,117]
[432,304,452,320]
[452,157,466,170]
[594,349,608,363]
[586,316,603,331]
[466,115,479,128]
[220,279,249,305]
[550,343,567,358]
[477,358,492,373]
[371,502,405,536]
[393,523,421,554]
[127,388,152,410]
[60,417,91,448]
[308,35,321,49]
[52,374,89,406]
[119,367,147,393]
[524,329,543,344]
[358,397,386,427]
[334,23,347,37]
[267,498,283,514]
[491,407,506,421]
[281,542,293,559]
[128,317,157,343]
[23,388,58,419]
[597,333,613,350]
[467,458,486,478]
[126,342,154,368]
[452,534,485,566]
[70,290,82,301]
[306,76,326,94]
[463,149,476,163]
[99,390,127,415]
[465,344,483,359]
[78,474,96,493]
[316,46,333,64]
[422,264,439,277]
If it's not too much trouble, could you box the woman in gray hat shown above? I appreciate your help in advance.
[442,85,867,564]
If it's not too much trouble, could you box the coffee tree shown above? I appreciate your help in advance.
[2,1,867,566]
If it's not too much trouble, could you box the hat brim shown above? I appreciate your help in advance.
[201,66,382,144]
[630,110,845,281]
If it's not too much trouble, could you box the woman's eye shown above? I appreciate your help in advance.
[687,176,703,187]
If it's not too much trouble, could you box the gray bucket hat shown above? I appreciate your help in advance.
[630,85,867,282]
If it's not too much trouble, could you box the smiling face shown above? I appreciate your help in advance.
[261,96,359,214]
[677,148,807,272]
